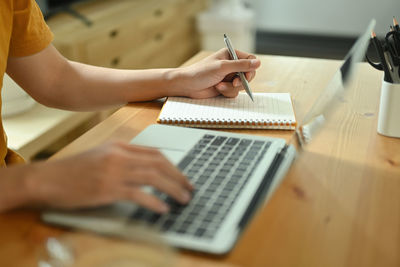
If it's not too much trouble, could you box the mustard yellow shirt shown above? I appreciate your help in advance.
[0,0,53,166]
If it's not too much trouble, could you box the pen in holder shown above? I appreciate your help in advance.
[377,80,400,138]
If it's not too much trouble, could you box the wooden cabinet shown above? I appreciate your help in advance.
[46,0,208,69]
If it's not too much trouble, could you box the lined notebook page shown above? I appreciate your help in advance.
[157,93,296,129]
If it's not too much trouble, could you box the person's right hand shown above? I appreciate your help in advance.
[171,48,261,99]
[24,141,193,213]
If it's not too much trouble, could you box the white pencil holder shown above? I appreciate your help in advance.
[377,81,400,138]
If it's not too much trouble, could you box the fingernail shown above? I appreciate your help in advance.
[182,191,191,203]
[250,59,259,67]
[160,203,170,213]
[186,181,194,191]
[189,183,195,191]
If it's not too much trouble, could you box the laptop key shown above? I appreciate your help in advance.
[194,228,207,237]
[254,140,265,146]
[226,137,240,146]
[228,155,240,161]
[221,146,233,152]
[202,169,215,177]
[203,134,215,139]
[161,219,175,231]
[239,139,252,147]
[206,146,217,152]
[177,228,187,234]
[203,152,213,157]
[195,144,207,150]
[178,156,195,171]
[130,208,146,220]
[197,175,209,183]
[189,149,202,156]
[147,213,162,224]
[211,136,227,146]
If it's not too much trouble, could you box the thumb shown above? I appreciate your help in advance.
[221,58,261,73]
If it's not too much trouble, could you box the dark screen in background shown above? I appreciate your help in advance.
[36,0,90,18]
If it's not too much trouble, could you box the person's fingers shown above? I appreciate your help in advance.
[217,48,255,61]
[120,144,193,191]
[125,169,191,204]
[215,82,241,98]
[216,49,258,84]
[220,58,261,75]
[115,144,194,203]
[121,187,170,214]
[244,70,256,82]
[215,47,232,59]
[222,72,238,83]
[232,77,241,87]
[235,50,257,60]
[191,88,221,99]
[224,71,254,86]
[118,142,163,155]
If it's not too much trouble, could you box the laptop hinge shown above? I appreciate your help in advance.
[238,144,289,229]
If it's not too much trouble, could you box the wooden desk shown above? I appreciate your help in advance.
[1,52,399,267]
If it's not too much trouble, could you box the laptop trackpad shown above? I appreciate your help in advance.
[130,125,202,165]
[158,149,185,165]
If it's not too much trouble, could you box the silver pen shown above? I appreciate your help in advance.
[223,33,254,102]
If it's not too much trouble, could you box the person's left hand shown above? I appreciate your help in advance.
[172,48,261,99]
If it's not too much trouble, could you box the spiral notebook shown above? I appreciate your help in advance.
[157,92,296,130]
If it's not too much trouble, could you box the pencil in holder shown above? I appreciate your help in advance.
[377,81,400,138]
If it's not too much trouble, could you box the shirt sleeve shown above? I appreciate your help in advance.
[9,0,54,57]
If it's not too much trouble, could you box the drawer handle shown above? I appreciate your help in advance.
[111,57,120,66]
[153,9,163,17]
[154,33,163,41]
[109,30,119,38]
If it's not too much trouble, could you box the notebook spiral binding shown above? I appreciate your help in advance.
[158,118,296,129]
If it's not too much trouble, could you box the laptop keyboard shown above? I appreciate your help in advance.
[130,134,271,239]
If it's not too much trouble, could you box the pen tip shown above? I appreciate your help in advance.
[223,33,227,38]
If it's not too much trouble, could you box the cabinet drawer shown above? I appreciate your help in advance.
[107,21,200,69]
[48,0,207,68]
[84,0,206,67]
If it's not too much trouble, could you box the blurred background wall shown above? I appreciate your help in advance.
[249,0,400,59]
[252,0,398,36]
[197,0,399,59]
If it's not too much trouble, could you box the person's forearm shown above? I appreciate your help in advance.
[7,45,187,111]
[51,60,183,111]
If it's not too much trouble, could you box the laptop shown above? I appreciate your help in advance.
[42,20,375,255]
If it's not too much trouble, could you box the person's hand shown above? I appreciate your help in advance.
[173,48,261,99]
[24,141,193,213]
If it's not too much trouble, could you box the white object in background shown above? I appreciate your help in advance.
[1,74,36,118]
[377,81,400,138]
[196,0,255,53]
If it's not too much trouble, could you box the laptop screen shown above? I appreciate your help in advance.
[296,20,376,147]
